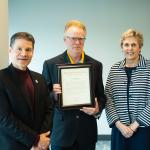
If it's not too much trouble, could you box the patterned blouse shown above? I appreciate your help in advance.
[105,55,150,127]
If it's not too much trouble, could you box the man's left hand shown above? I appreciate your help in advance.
[80,97,99,116]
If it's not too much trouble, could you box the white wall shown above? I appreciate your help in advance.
[9,0,150,135]
[0,0,8,69]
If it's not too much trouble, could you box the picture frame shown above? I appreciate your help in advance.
[57,63,95,109]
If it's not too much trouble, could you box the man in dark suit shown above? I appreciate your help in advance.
[0,32,53,150]
[42,20,106,150]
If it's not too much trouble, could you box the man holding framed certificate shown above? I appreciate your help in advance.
[42,20,106,150]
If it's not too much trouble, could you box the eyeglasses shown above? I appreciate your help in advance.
[66,36,86,42]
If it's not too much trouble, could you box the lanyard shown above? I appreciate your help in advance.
[67,50,84,64]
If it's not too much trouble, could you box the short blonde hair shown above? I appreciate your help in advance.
[120,29,143,48]
[64,20,87,36]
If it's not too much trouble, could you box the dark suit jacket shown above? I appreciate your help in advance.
[42,51,105,147]
[0,64,53,150]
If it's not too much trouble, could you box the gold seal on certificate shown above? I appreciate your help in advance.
[57,64,94,109]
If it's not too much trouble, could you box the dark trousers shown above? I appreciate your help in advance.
[51,140,96,150]
[111,126,150,150]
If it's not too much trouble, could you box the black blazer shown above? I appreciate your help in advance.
[0,64,53,150]
[42,51,105,147]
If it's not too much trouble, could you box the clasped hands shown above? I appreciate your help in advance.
[53,84,100,116]
[115,120,139,138]
[31,131,50,150]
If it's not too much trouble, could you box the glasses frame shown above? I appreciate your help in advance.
[66,36,86,42]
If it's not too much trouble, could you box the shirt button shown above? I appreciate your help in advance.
[76,115,79,119]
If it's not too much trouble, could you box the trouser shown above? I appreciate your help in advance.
[111,126,150,150]
[51,140,96,150]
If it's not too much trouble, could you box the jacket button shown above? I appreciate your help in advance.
[76,115,79,119]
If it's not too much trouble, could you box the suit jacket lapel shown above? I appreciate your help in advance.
[84,54,90,63]
[63,50,71,63]
[30,72,39,113]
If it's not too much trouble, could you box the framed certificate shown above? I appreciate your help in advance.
[57,64,94,109]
